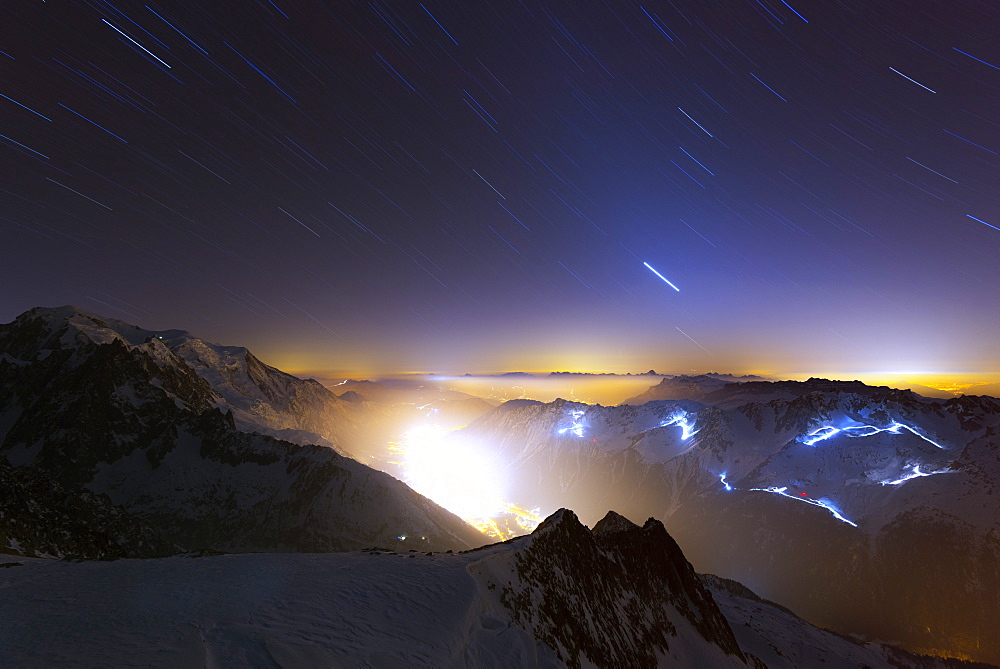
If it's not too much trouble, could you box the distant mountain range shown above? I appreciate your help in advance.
[449,370,765,379]
[2,306,997,666]
[456,377,1000,664]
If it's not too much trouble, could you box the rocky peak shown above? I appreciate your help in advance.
[472,508,750,668]
[592,509,640,535]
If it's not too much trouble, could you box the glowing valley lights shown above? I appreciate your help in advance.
[801,421,945,449]
[471,503,546,539]
[879,464,955,486]
[390,423,544,540]
[748,486,859,527]
[392,424,505,520]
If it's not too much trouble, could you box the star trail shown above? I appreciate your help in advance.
[1,0,997,378]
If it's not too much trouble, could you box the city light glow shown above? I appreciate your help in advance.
[390,423,544,539]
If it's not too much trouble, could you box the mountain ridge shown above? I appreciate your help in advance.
[0,305,484,554]
[457,380,1000,663]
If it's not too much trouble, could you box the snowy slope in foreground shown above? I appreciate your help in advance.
[1,510,982,669]
[1,550,515,667]
[0,509,742,668]
[700,575,990,669]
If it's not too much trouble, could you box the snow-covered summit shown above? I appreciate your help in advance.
[0,306,484,554]
[9,305,186,351]
[1,305,365,452]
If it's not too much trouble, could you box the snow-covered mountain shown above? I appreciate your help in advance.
[0,305,373,453]
[1,508,980,668]
[4,305,996,664]
[0,306,483,553]
[456,380,1000,665]
[622,373,766,404]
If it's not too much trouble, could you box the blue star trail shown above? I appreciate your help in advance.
[643,262,681,292]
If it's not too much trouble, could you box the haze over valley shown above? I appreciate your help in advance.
[3,0,998,665]
[2,306,998,666]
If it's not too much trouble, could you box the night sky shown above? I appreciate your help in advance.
[2,0,998,379]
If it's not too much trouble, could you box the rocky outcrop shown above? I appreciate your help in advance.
[470,509,754,668]
[0,458,175,559]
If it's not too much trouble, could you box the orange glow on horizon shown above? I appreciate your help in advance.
[283,363,1000,401]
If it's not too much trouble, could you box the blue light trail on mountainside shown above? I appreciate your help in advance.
[749,486,858,527]
[658,411,699,440]
[801,422,945,449]
[718,476,856,526]
[557,409,586,438]
[879,464,954,486]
